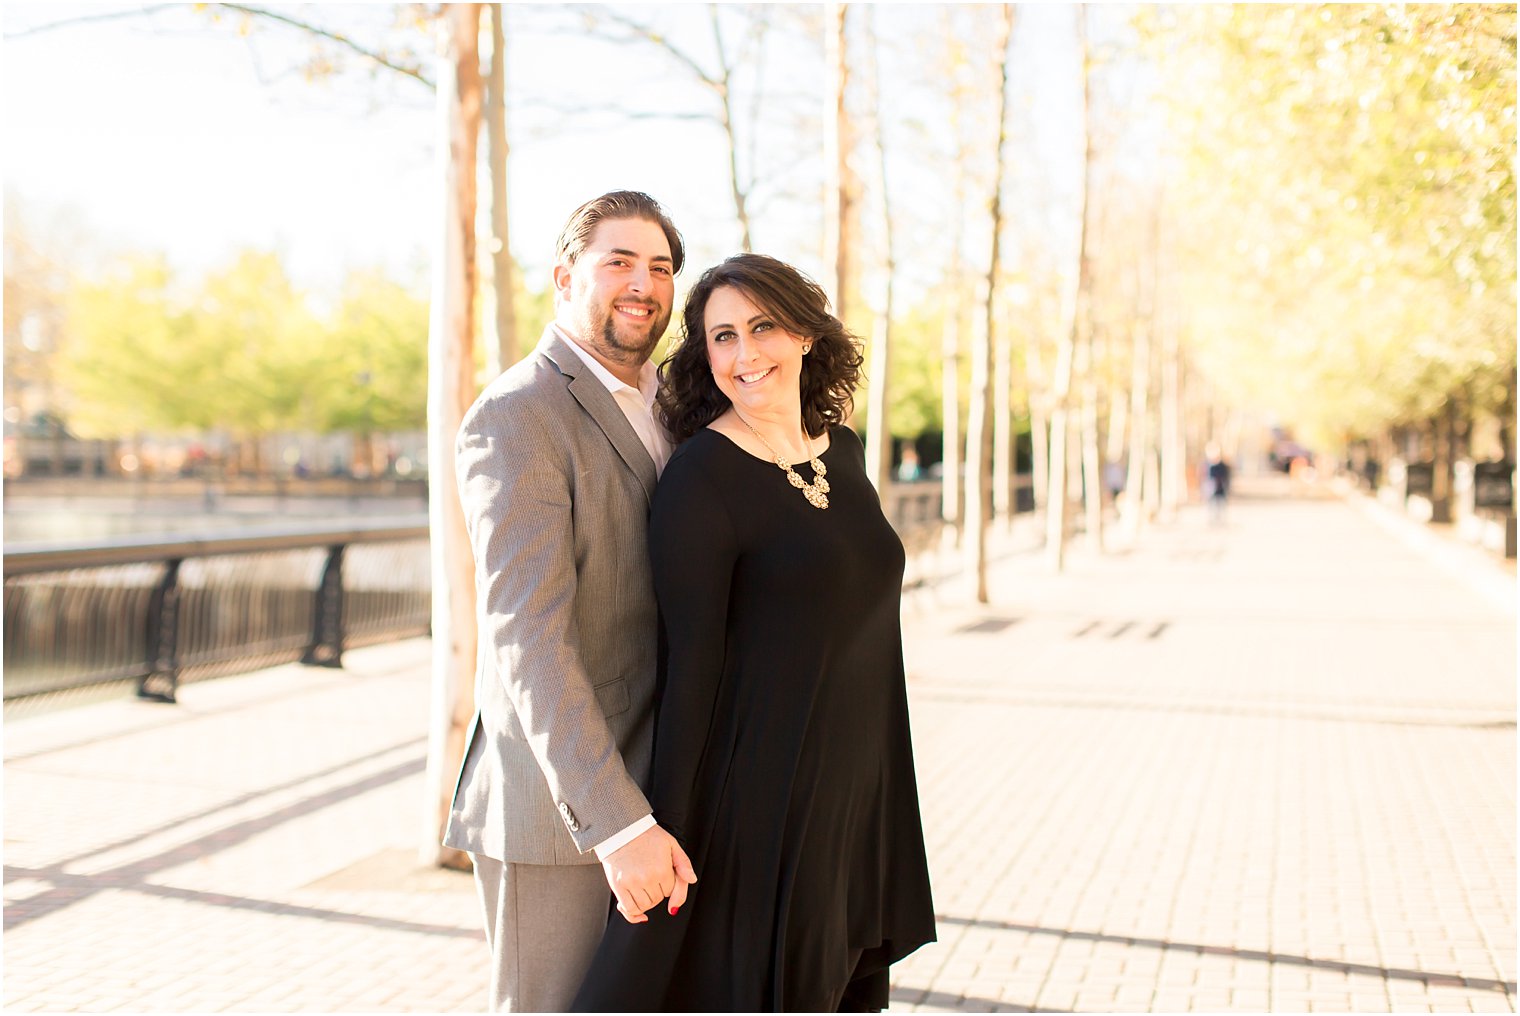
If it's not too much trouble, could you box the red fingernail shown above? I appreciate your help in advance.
[670,906,680,916]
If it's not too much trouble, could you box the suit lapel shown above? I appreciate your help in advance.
[542,330,658,505]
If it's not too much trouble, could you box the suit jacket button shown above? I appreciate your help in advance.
[558,802,580,831]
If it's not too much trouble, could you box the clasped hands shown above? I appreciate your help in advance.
[600,824,698,924]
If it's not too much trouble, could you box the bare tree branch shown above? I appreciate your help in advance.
[213,3,435,90]
[584,5,720,88]
[521,100,718,124]
[4,4,180,39]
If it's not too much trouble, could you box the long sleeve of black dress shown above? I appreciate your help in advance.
[573,426,936,1013]
[645,456,738,847]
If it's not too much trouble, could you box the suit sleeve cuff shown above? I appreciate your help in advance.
[592,814,656,860]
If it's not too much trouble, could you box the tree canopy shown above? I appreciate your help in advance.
[59,249,429,439]
[1151,4,1516,444]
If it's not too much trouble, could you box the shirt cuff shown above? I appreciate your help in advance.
[592,814,656,860]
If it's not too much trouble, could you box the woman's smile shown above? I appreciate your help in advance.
[734,365,776,387]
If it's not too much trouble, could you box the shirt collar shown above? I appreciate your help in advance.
[551,323,659,409]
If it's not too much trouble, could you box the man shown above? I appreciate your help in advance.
[1205,441,1231,526]
[446,191,697,1012]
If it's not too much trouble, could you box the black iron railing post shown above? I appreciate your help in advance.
[302,544,346,668]
[139,559,182,702]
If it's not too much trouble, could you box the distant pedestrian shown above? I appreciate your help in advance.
[897,443,922,481]
[1103,459,1125,504]
[1205,442,1231,525]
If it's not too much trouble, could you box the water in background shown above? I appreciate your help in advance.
[3,494,428,546]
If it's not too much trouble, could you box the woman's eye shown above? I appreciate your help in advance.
[754,321,773,333]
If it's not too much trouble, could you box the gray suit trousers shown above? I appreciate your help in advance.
[470,853,611,1012]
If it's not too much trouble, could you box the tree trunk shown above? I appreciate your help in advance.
[1024,286,1049,511]
[1432,398,1455,523]
[1123,201,1159,541]
[993,309,1013,525]
[965,274,996,604]
[422,2,482,871]
[965,3,1015,603]
[940,19,969,542]
[1076,13,1103,553]
[1029,394,1048,510]
[1501,375,1516,463]
[862,6,894,493]
[1045,334,1074,571]
[941,277,964,541]
[1045,5,1093,572]
[710,7,752,252]
[1158,309,1183,520]
[823,3,852,326]
[484,3,518,375]
[1079,324,1104,551]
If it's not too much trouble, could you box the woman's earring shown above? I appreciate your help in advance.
[802,343,812,354]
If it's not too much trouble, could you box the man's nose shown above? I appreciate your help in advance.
[626,263,651,294]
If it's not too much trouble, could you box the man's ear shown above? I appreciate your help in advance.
[552,262,574,302]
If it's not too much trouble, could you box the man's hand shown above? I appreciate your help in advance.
[599,824,697,924]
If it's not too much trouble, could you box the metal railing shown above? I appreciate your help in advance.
[3,523,430,704]
[3,477,1034,707]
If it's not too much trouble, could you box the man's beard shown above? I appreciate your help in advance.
[583,301,669,366]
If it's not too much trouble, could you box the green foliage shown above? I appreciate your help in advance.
[1148,3,1517,444]
[881,303,947,438]
[192,251,324,434]
[59,249,430,439]
[61,256,212,435]
[322,269,429,432]
[516,281,556,361]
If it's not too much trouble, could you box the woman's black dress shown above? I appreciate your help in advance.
[572,426,936,1013]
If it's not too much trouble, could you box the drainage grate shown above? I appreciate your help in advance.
[955,617,1020,634]
[1072,619,1172,640]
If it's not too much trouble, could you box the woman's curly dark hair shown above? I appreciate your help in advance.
[657,253,864,443]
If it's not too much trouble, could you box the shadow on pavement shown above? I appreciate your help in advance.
[934,915,1518,997]
[890,984,1070,1013]
[4,754,425,932]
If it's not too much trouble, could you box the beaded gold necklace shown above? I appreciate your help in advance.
[736,414,829,510]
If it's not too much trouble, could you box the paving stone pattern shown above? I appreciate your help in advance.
[4,477,1513,1013]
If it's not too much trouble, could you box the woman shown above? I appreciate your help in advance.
[573,254,936,1012]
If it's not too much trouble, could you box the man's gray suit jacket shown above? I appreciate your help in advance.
[444,327,658,866]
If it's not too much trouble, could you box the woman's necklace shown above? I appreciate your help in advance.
[736,414,830,510]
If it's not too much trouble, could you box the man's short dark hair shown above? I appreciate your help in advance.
[555,191,685,274]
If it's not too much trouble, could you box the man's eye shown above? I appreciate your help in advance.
[653,266,671,276]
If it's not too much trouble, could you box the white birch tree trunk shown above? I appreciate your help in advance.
[1045,5,1093,572]
[993,312,1013,525]
[484,3,517,376]
[1123,207,1158,542]
[863,6,894,494]
[824,3,852,326]
[965,3,1015,603]
[422,2,482,870]
[941,276,964,542]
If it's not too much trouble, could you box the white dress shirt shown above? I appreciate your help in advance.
[554,324,672,477]
[552,323,668,858]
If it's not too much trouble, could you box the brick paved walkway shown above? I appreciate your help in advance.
[4,477,1514,1012]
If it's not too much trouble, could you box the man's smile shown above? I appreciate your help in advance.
[615,302,656,321]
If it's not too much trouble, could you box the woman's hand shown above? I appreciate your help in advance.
[601,824,698,923]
